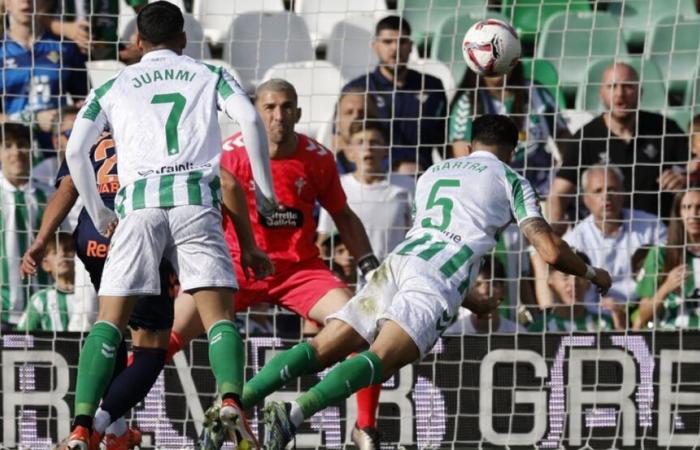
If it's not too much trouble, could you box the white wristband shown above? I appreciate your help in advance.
[584,264,596,281]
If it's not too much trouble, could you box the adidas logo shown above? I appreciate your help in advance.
[101,343,116,359]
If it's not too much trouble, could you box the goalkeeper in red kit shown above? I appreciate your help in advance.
[168,79,383,449]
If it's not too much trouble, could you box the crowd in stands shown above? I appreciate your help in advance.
[3,0,700,335]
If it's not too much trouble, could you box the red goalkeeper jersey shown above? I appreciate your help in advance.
[221,132,347,273]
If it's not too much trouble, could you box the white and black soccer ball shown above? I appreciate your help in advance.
[462,19,521,77]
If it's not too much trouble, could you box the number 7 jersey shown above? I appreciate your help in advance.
[80,49,246,217]
[397,150,542,293]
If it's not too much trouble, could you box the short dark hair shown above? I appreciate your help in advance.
[470,114,519,149]
[46,232,75,255]
[137,1,184,46]
[479,256,506,283]
[348,120,387,143]
[375,15,411,36]
[1,123,31,148]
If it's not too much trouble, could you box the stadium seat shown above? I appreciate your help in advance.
[647,14,700,96]
[681,67,700,128]
[120,13,211,59]
[407,58,457,104]
[520,58,566,109]
[398,0,491,52]
[261,61,345,138]
[607,0,696,48]
[86,60,126,89]
[575,57,667,113]
[222,12,314,92]
[536,11,627,97]
[326,16,378,81]
[429,11,512,83]
[294,0,388,48]
[192,0,285,45]
[500,0,591,47]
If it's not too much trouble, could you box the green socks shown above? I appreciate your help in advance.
[208,320,245,396]
[242,341,318,409]
[296,351,384,420]
[74,321,122,417]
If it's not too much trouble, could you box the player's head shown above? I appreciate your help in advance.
[255,78,301,146]
[5,0,52,26]
[581,165,625,222]
[52,106,81,156]
[549,250,591,306]
[347,120,388,177]
[472,257,506,304]
[373,16,412,69]
[136,1,186,54]
[42,233,76,280]
[600,62,639,120]
[469,114,519,163]
[0,123,31,186]
[336,87,380,141]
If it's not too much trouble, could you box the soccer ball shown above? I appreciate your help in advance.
[462,19,521,77]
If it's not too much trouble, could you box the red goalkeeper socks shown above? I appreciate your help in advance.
[356,383,381,429]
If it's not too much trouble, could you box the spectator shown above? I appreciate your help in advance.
[532,166,666,321]
[343,15,447,172]
[329,87,380,175]
[449,61,570,197]
[320,233,358,287]
[46,0,147,59]
[529,251,617,331]
[1,0,87,152]
[548,63,687,229]
[687,114,700,185]
[634,189,700,330]
[17,232,79,331]
[445,257,524,334]
[0,123,51,329]
[32,106,80,187]
[317,120,414,263]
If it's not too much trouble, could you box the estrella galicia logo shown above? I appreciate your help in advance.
[258,206,304,228]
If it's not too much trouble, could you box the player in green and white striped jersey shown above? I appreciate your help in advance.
[529,251,616,332]
[0,123,52,329]
[18,233,77,332]
[254,115,613,450]
[63,3,277,448]
[634,190,700,330]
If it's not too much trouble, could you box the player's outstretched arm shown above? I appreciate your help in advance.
[65,107,116,236]
[331,205,380,276]
[222,93,278,216]
[21,176,79,278]
[220,167,274,280]
[521,217,612,294]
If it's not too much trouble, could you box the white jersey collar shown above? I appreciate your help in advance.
[468,150,500,160]
[141,49,180,62]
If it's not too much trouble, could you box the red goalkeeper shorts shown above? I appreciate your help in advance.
[233,257,348,319]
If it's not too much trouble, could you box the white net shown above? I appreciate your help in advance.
[3,0,700,448]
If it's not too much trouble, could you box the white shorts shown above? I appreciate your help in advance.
[328,253,479,358]
[99,205,237,296]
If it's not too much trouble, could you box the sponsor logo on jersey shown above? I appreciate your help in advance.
[137,162,211,177]
[85,240,109,258]
[258,207,304,228]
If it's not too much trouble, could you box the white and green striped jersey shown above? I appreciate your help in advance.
[396,151,542,294]
[0,176,50,325]
[79,49,246,217]
[17,287,76,332]
[529,308,615,332]
[636,246,700,329]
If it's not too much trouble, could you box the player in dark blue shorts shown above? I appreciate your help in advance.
[22,130,176,448]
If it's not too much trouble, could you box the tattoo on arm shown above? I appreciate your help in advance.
[520,218,553,242]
